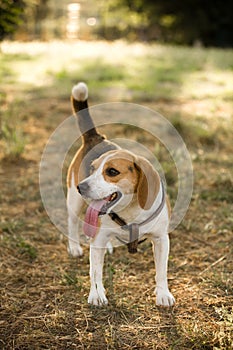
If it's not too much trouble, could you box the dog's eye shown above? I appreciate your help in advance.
[105,168,120,177]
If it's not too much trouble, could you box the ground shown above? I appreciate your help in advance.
[0,41,232,349]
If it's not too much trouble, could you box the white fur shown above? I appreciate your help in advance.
[74,152,175,307]
[79,154,117,201]
[72,82,88,101]
[67,171,84,257]
[88,243,109,305]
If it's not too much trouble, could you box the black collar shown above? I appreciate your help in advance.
[108,182,166,254]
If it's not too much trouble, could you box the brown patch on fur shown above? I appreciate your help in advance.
[134,156,160,210]
[67,147,85,188]
[102,158,139,194]
[166,196,171,218]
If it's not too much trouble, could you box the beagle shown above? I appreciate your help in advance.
[66,82,175,307]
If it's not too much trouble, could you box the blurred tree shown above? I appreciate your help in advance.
[0,0,25,41]
[2,0,232,46]
[94,0,148,41]
[18,0,50,39]
[117,0,233,46]
[33,0,50,38]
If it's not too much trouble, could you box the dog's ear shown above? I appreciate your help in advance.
[134,156,160,211]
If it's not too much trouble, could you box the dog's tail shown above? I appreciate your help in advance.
[71,82,101,140]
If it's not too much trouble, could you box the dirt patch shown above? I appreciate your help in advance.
[1,104,232,349]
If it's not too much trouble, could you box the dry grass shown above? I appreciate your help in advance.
[0,41,233,349]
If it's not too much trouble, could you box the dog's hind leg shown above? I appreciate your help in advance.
[67,172,84,257]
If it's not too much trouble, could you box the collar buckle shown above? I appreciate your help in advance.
[117,223,139,254]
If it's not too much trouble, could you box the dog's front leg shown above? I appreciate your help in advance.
[152,235,175,307]
[88,243,108,306]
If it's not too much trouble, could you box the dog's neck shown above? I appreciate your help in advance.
[108,182,166,253]
[115,182,164,226]
[113,193,141,222]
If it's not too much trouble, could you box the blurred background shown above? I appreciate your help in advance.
[1,0,233,46]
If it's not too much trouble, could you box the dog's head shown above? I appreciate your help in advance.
[78,150,160,237]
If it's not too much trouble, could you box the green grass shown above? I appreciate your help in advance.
[17,238,38,261]
[0,219,38,262]
[1,122,25,159]
[200,175,233,203]
[61,271,83,291]
[0,93,26,159]
[0,218,25,235]
[45,46,233,101]
[1,41,232,102]
[170,114,217,147]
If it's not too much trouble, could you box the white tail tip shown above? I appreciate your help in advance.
[72,82,88,101]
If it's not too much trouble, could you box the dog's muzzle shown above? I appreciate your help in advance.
[77,182,90,196]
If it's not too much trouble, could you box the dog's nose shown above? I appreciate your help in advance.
[77,182,90,195]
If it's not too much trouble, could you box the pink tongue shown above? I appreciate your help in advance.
[83,199,108,238]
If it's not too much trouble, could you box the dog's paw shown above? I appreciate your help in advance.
[156,289,175,307]
[68,243,83,257]
[88,287,108,306]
